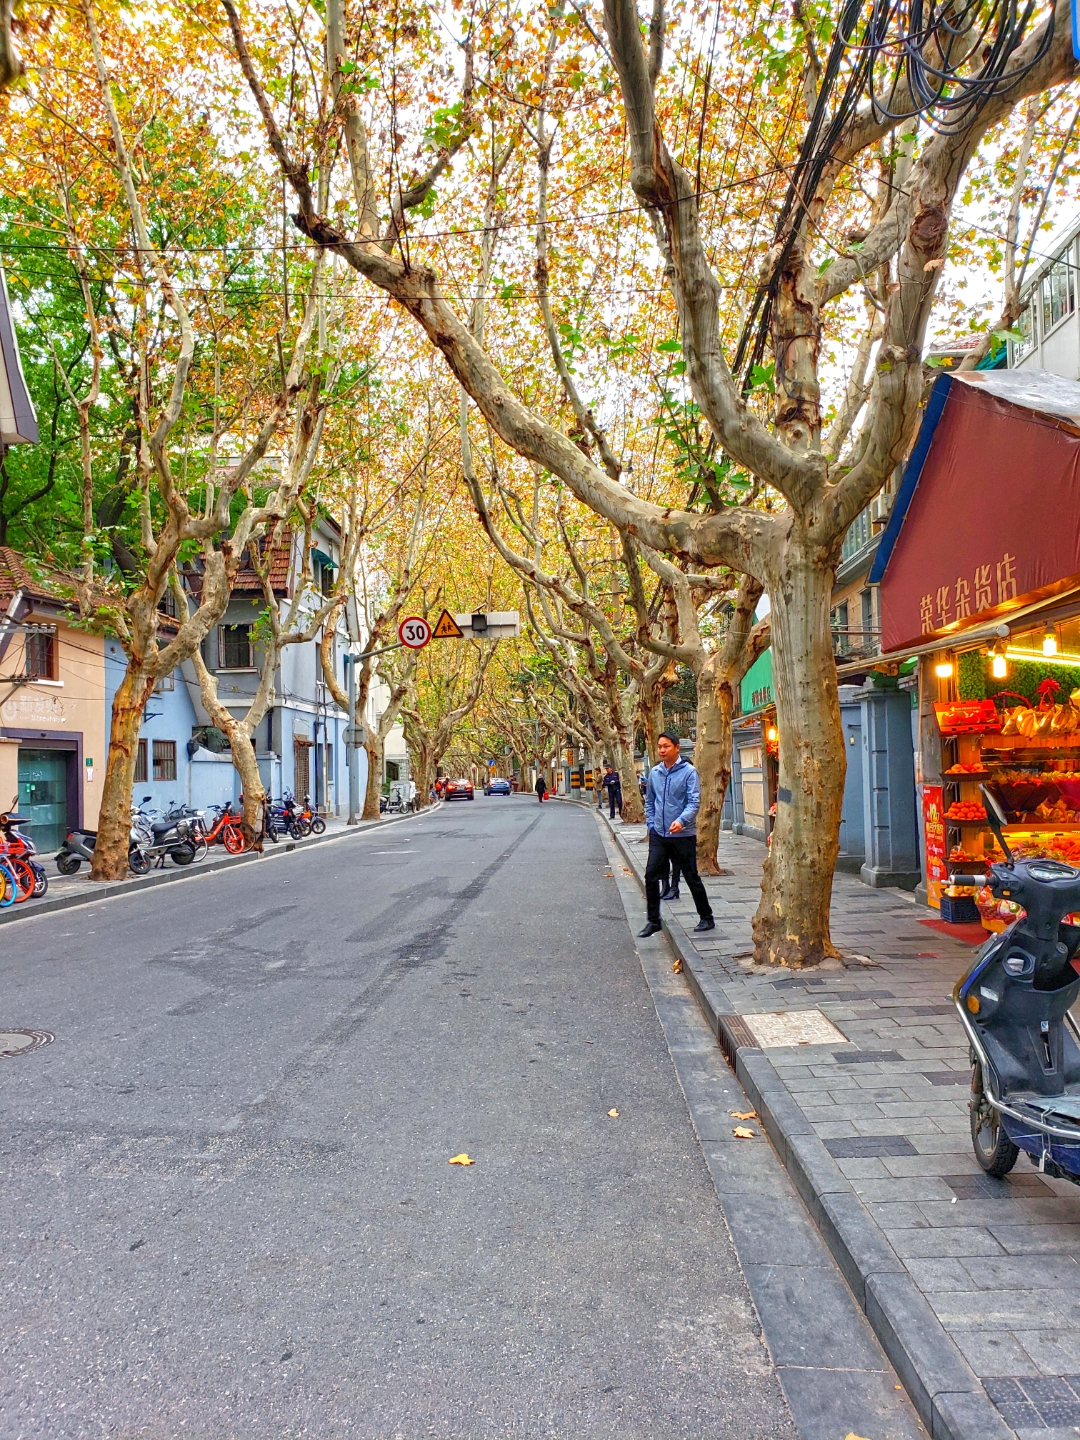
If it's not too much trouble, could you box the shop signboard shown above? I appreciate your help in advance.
[922,784,948,909]
[740,647,773,714]
[872,372,1080,652]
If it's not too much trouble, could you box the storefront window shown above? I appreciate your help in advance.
[1041,256,1075,335]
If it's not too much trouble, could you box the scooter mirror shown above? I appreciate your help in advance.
[980,783,1014,865]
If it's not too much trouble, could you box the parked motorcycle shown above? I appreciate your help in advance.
[953,785,1080,1183]
[56,822,149,875]
[129,798,198,869]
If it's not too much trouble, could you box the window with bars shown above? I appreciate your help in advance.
[217,624,252,669]
[25,630,57,679]
[153,740,177,782]
[134,739,148,784]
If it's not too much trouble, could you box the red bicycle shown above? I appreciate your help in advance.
[202,803,247,854]
[0,814,46,901]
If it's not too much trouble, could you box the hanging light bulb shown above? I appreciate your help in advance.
[934,658,954,678]
[991,648,1007,679]
[1044,627,1059,656]
[766,724,778,742]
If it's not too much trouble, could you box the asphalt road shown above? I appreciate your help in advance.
[1,795,798,1439]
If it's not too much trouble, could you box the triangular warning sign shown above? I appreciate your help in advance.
[431,608,464,639]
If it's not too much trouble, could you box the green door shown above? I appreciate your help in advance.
[17,749,69,853]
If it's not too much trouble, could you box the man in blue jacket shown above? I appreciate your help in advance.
[638,730,715,938]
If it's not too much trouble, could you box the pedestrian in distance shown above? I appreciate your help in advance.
[638,730,715,938]
[534,771,547,803]
[600,763,622,820]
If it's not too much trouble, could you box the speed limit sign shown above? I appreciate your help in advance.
[398,615,432,650]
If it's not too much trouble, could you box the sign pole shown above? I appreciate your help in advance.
[347,655,360,826]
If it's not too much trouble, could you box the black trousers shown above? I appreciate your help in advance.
[606,786,621,818]
[645,832,712,924]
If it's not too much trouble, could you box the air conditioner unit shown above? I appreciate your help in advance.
[871,492,891,523]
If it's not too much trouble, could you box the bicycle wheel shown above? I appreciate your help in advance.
[0,862,15,908]
[223,824,246,854]
[310,815,326,835]
[11,858,35,902]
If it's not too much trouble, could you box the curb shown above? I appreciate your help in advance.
[604,816,1011,1440]
[0,803,442,929]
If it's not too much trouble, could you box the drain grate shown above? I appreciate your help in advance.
[716,1014,758,1068]
[0,1029,53,1058]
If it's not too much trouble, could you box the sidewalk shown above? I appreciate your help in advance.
[0,807,435,928]
[608,817,1080,1440]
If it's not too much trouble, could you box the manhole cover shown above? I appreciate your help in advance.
[0,1029,53,1058]
[740,1010,848,1048]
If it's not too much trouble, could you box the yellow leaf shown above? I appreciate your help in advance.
[731,1110,757,1120]
[448,1153,474,1165]
[607,1108,619,1117]
[672,958,683,973]
[845,1434,873,1440]
[732,1126,756,1139]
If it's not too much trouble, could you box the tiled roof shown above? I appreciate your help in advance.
[0,546,67,608]
[232,533,293,596]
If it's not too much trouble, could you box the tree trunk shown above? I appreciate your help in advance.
[224,723,266,849]
[91,662,154,880]
[752,537,844,967]
[613,728,644,823]
[363,731,383,819]
[695,653,736,876]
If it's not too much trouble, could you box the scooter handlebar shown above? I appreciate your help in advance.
[949,872,988,888]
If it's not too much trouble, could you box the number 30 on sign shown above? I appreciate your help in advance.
[398,616,432,650]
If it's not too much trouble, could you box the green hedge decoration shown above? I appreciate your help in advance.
[957,651,1080,706]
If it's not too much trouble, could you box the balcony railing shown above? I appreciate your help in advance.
[832,627,881,662]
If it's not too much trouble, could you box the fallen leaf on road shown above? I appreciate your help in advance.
[845,1433,873,1440]
[448,1154,474,1166]
[672,958,683,973]
[730,1110,757,1120]
[607,1108,619,1117]
[732,1126,756,1139]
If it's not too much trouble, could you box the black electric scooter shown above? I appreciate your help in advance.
[953,786,1080,1182]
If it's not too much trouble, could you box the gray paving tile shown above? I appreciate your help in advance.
[928,1288,1067,1330]
[903,1257,977,1293]
[886,1226,1005,1259]
[1015,1330,1080,1376]
[775,1363,926,1440]
[952,1328,1042,1377]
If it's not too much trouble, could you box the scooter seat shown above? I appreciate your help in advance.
[150,820,175,835]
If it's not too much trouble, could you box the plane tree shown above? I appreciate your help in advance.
[224,0,1079,963]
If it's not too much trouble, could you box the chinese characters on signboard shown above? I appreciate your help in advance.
[919,554,1018,635]
[923,785,948,909]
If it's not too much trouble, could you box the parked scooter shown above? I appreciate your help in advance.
[953,785,1080,1183]
[129,797,198,869]
[55,821,147,875]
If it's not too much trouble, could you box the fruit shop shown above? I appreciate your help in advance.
[868,367,1080,924]
[931,624,1080,927]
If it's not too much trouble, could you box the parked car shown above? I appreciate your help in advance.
[484,777,511,796]
[444,778,475,801]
